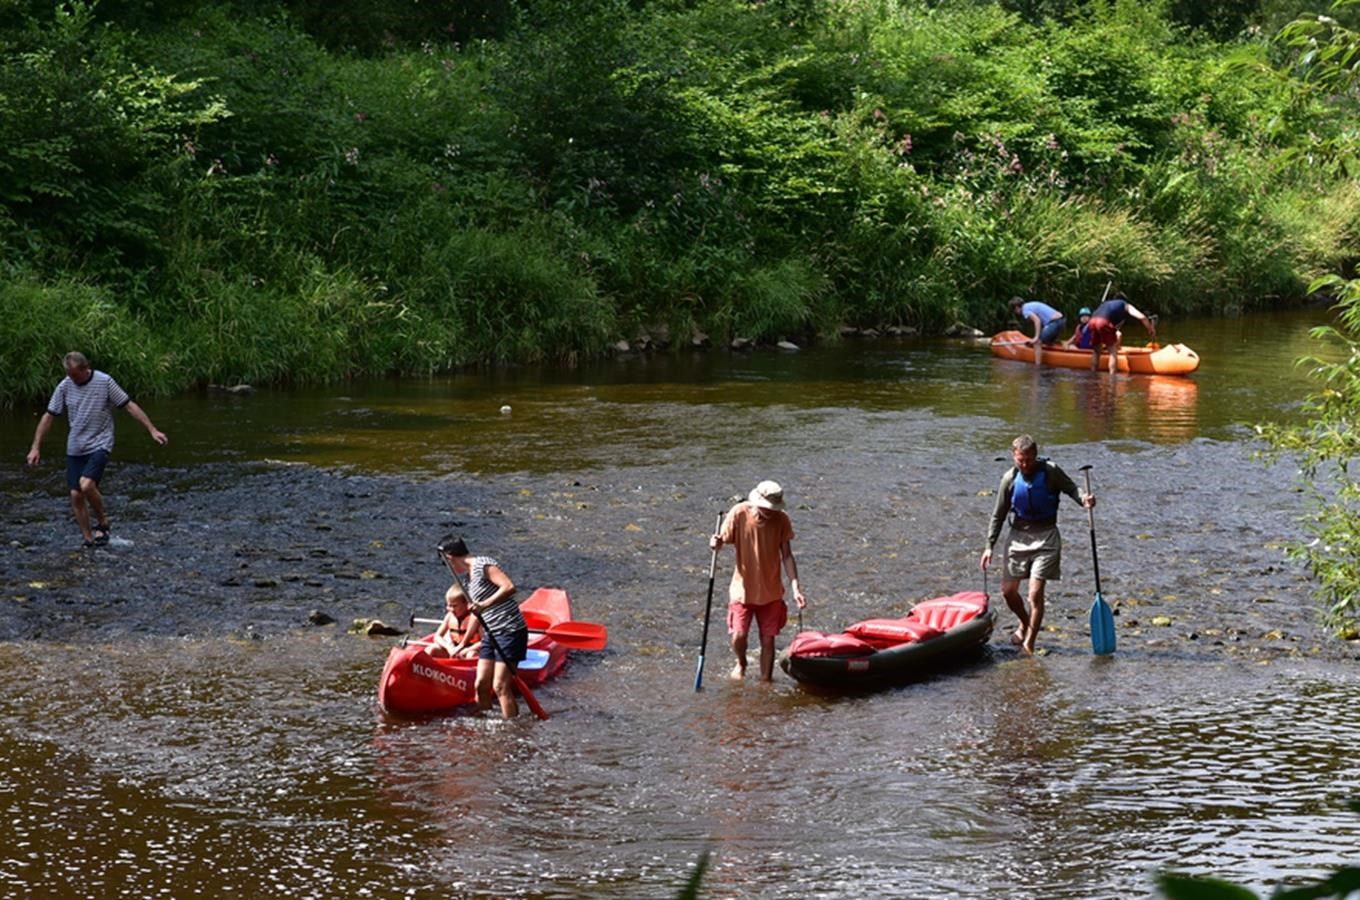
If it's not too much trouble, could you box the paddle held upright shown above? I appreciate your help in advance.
[694,513,722,692]
[1080,466,1116,656]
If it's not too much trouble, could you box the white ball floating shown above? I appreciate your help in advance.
[500,405,512,415]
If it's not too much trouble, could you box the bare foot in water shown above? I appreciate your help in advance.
[1010,628,1026,647]
[730,664,746,681]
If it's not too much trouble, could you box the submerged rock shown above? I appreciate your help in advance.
[308,610,335,626]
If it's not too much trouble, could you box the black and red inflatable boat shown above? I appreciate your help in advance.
[779,591,994,690]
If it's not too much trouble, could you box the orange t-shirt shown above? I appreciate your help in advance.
[720,502,794,607]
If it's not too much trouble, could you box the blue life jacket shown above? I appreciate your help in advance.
[1011,460,1060,523]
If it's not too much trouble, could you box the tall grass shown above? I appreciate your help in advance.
[3,0,1359,405]
[0,278,172,408]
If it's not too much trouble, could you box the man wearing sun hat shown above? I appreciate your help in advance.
[709,480,807,682]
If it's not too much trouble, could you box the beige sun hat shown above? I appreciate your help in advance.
[748,480,785,510]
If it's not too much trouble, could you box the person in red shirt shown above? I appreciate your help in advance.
[709,480,808,682]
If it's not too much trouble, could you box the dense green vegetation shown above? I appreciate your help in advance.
[1261,0,1360,638]
[2,0,1358,403]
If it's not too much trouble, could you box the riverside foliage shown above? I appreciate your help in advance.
[1261,0,1360,638]
[1,0,1358,403]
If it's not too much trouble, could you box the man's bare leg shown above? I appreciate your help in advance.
[730,632,748,680]
[757,634,776,682]
[80,477,109,533]
[69,490,94,542]
[1023,578,1047,653]
[1001,577,1030,646]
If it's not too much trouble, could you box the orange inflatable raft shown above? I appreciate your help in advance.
[990,330,1200,375]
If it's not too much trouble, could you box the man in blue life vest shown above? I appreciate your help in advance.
[1008,296,1066,368]
[979,435,1094,654]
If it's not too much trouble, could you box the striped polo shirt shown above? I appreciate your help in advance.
[466,555,526,636]
[46,371,131,456]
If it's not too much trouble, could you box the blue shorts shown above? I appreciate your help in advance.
[1039,318,1065,344]
[478,627,528,664]
[66,450,111,491]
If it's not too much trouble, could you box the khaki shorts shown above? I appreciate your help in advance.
[1003,525,1062,582]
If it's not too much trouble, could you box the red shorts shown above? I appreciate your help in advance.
[1086,317,1119,348]
[728,600,788,639]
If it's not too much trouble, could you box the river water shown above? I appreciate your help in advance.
[1,309,1357,898]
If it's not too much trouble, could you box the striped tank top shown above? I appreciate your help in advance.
[467,555,526,636]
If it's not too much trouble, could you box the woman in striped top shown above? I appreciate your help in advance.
[438,535,528,718]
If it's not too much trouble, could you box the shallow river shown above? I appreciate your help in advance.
[2,309,1357,898]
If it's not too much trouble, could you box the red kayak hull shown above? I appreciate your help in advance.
[378,587,572,716]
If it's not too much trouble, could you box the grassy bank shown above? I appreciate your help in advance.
[2,0,1357,405]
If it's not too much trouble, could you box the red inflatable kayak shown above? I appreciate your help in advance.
[779,592,995,689]
[378,587,573,716]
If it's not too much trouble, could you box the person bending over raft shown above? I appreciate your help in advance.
[1008,296,1066,368]
[710,480,807,682]
[438,535,527,718]
[979,435,1094,654]
[1086,293,1156,374]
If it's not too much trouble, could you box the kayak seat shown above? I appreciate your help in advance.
[908,592,988,632]
[787,631,876,659]
[522,610,555,631]
[846,618,942,647]
[909,606,979,632]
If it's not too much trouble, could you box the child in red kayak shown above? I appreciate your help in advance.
[427,585,481,659]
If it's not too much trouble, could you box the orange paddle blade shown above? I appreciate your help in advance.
[539,621,608,650]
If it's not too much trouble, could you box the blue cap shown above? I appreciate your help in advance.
[1078,307,1091,316]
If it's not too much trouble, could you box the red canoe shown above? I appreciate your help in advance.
[378,587,573,716]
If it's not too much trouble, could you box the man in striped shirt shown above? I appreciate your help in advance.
[26,352,168,547]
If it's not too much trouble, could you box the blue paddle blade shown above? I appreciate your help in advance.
[1090,592,1116,656]
[520,648,551,671]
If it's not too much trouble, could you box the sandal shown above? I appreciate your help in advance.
[82,538,97,549]
[92,524,110,546]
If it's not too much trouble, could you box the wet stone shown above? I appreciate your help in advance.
[308,610,335,626]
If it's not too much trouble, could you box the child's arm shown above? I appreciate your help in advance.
[432,613,459,653]
[451,616,480,655]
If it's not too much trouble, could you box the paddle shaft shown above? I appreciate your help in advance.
[1082,468,1103,595]
[443,555,549,720]
[411,615,604,646]
[694,513,722,692]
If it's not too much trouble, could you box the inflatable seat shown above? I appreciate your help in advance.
[845,618,942,647]
[907,592,987,633]
[786,631,877,659]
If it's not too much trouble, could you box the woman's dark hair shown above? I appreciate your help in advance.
[437,535,469,556]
